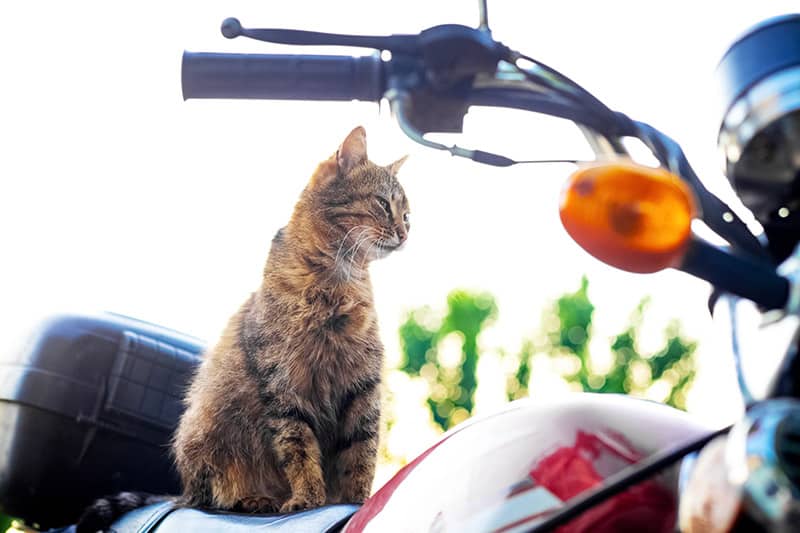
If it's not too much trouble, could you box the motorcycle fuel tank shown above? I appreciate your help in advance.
[345,394,709,533]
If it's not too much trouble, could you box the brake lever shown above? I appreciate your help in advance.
[221,18,419,53]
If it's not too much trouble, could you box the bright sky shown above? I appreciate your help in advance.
[2,0,798,439]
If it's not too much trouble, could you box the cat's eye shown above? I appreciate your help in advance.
[403,213,410,224]
[375,197,391,214]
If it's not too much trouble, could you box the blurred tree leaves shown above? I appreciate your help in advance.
[398,290,497,430]
[518,275,697,409]
[398,277,696,433]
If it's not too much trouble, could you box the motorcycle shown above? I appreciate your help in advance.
[3,2,799,531]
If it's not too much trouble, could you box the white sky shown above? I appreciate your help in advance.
[2,1,798,430]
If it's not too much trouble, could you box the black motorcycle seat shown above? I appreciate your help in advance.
[108,501,360,533]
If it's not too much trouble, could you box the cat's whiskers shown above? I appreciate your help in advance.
[345,231,377,282]
[359,237,383,271]
[360,243,376,273]
[375,232,398,252]
[331,226,373,283]
[341,229,372,273]
[332,225,369,275]
[344,228,373,259]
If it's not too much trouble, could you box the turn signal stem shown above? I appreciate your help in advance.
[680,238,789,311]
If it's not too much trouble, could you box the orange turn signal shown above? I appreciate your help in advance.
[559,161,696,273]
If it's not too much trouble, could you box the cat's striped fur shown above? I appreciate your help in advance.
[175,126,409,513]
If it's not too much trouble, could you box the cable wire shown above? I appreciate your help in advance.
[515,52,615,120]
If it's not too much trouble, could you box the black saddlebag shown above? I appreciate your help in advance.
[0,312,204,528]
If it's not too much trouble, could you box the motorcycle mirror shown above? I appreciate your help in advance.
[559,161,696,273]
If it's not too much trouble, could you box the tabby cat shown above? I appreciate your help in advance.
[77,126,409,530]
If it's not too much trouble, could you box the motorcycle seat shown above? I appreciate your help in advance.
[109,501,360,533]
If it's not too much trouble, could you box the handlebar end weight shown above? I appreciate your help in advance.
[221,18,243,39]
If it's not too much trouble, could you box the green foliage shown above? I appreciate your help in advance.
[508,276,697,410]
[506,341,532,401]
[550,276,594,359]
[398,290,497,431]
[398,277,697,436]
[0,515,13,533]
[397,306,438,376]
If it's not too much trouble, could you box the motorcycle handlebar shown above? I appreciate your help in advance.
[180,45,790,314]
[181,52,384,102]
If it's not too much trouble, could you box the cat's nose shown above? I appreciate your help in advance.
[396,228,408,244]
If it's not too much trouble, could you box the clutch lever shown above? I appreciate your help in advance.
[221,18,419,53]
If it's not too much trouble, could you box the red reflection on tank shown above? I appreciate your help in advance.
[527,430,676,533]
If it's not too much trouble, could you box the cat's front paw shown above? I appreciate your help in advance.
[279,492,325,513]
[236,495,279,513]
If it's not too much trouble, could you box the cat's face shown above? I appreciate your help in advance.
[310,127,410,267]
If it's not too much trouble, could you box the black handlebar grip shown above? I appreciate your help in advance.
[181,52,384,102]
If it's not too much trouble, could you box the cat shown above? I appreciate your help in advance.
[76,126,409,531]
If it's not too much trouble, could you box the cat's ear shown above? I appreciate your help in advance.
[337,126,368,176]
[386,155,408,176]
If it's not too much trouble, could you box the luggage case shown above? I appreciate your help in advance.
[0,312,204,528]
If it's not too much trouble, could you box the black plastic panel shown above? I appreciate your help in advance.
[106,332,196,431]
[0,312,205,528]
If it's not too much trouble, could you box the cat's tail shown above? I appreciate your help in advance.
[75,492,172,533]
